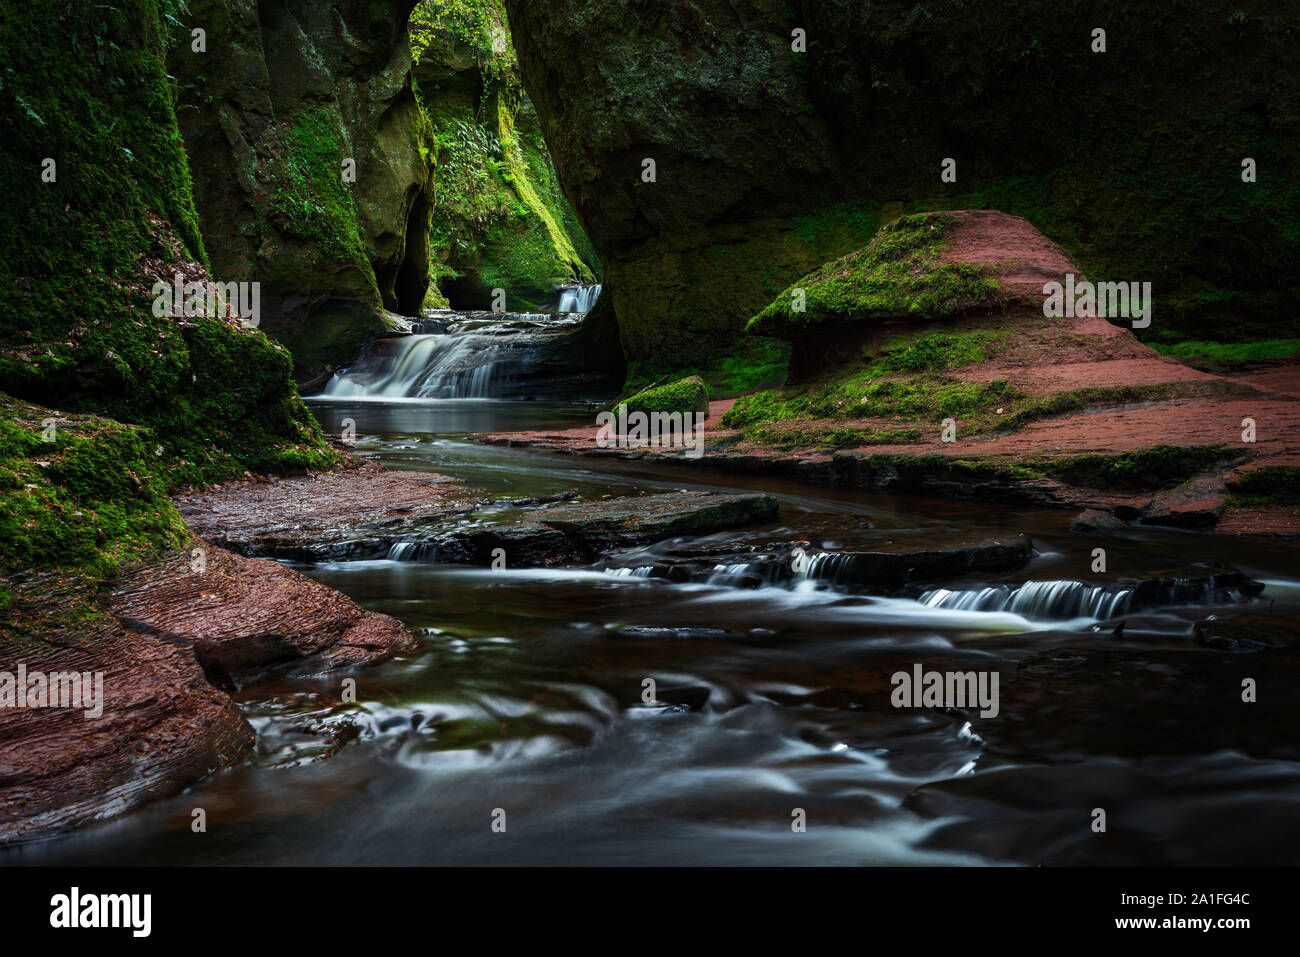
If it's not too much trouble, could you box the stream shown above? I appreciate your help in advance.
[9,398,1300,866]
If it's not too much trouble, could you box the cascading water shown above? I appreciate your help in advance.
[319,310,590,401]
[919,575,1262,621]
[555,283,602,313]
[919,581,1135,621]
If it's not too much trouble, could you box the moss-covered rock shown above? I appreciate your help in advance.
[0,0,338,578]
[166,0,436,378]
[506,0,1300,362]
[748,214,1004,337]
[616,375,710,419]
[411,0,597,311]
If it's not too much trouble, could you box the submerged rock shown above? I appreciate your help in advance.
[390,492,782,566]
[1071,509,1129,532]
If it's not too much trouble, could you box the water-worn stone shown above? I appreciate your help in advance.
[174,464,484,560]
[1071,509,1129,532]
[1141,476,1228,528]
[390,491,782,565]
[112,545,420,687]
[800,536,1034,590]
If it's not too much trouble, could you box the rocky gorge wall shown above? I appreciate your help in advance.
[166,0,437,379]
[505,0,1300,366]
[410,0,599,311]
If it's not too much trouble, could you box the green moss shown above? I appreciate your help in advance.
[742,423,921,452]
[413,1,596,306]
[1041,446,1241,491]
[747,213,1006,337]
[0,397,188,579]
[1149,338,1300,371]
[614,376,709,417]
[267,108,372,277]
[1225,466,1300,506]
[993,381,1256,434]
[512,0,1299,358]
[0,0,339,581]
[720,355,1252,449]
[723,378,1021,429]
[871,330,1002,373]
[624,338,790,400]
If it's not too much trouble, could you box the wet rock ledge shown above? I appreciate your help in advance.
[0,539,419,844]
[2,466,779,843]
[177,467,780,565]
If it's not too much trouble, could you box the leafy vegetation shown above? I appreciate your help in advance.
[412,0,596,308]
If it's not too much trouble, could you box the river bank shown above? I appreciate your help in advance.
[7,412,1300,864]
[479,213,1300,539]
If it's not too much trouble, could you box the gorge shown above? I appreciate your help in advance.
[1,0,1298,870]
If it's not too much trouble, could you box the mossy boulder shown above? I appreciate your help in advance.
[506,0,1300,362]
[616,375,710,419]
[0,0,338,578]
[748,214,1004,338]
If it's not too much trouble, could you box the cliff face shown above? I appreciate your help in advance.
[0,0,334,481]
[411,0,598,311]
[505,0,1300,364]
[0,0,354,840]
[167,0,437,377]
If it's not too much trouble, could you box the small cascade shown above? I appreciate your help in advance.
[920,581,1134,621]
[387,540,438,562]
[319,310,588,401]
[918,573,1263,621]
[555,283,602,313]
[706,563,757,585]
[603,566,656,579]
[795,552,859,583]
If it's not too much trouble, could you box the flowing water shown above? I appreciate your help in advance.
[9,398,1300,866]
[320,305,601,402]
[555,283,602,313]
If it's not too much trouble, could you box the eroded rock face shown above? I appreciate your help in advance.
[169,0,435,377]
[0,626,253,844]
[0,536,421,844]
[505,0,1300,361]
[112,545,420,687]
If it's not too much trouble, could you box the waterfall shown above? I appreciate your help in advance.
[919,581,1134,621]
[556,283,602,313]
[919,574,1262,621]
[319,310,587,400]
